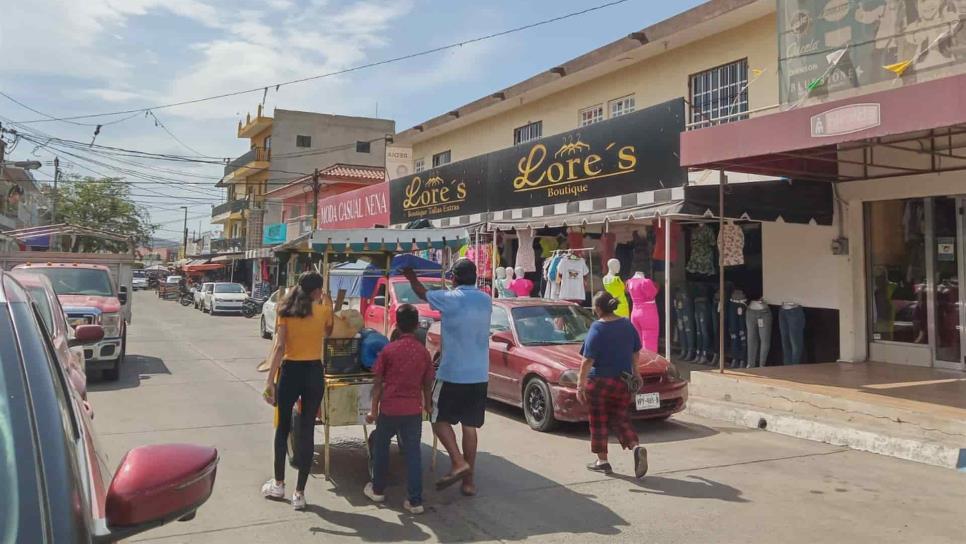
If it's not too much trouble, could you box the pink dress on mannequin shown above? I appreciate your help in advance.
[626,275,659,352]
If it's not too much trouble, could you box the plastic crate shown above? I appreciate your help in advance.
[324,337,362,374]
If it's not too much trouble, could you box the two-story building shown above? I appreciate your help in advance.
[1,165,42,231]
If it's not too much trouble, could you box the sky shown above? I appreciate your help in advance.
[0,0,704,241]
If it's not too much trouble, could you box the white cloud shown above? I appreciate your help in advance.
[83,89,145,102]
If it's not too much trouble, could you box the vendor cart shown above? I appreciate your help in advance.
[288,227,471,480]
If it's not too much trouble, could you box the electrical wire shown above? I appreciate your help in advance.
[0,90,140,127]
[9,0,631,124]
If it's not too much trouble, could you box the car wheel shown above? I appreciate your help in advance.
[287,407,301,468]
[102,356,121,382]
[260,316,271,339]
[523,377,558,432]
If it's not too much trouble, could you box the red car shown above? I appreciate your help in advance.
[0,271,218,542]
[426,298,688,432]
[362,276,446,338]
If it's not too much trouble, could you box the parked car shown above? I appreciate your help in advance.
[13,263,129,381]
[362,276,446,342]
[259,289,281,339]
[425,299,688,432]
[0,271,218,542]
[195,282,213,309]
[10,270,90,403]
[132,270,148,291]
[158,275,183,300]
[202,282,247,315]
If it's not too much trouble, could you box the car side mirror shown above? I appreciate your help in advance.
[96,444,218,543]
[70,324,104,347]
[491,330,515,348]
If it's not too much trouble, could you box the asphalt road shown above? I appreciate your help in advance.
[87,291,966,543]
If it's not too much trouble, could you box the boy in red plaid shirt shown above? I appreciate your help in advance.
[364,304,435,513]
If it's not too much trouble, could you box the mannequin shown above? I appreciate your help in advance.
[626,270,659,352]
[508,266,533,297]
[494,267,515,299]
[601,259,629,317]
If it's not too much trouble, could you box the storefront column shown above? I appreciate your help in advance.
[664,217,672,361]
[718,170,727,373]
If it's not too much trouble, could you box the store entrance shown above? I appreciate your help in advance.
[931,197,965,371]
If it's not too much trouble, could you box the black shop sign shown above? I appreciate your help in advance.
[388,98,684,223]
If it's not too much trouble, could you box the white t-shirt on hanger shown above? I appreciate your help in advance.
[557,256,589,300]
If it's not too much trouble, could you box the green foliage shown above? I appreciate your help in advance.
[48,175,156,252]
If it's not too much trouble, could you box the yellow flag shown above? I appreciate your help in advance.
[751,68,764,78]
[884,60,912,77]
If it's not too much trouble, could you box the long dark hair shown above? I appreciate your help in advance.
[279,272,324,318]
[592,291,620,318]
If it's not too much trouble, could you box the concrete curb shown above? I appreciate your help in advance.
[686,397,966,471]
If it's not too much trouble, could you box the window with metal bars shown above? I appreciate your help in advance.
[432,150,451,167]
[414,158,425,172]
[609,95,635,118]
[579,105,604,127]
[689,59,749,128]
[513,121,543,145]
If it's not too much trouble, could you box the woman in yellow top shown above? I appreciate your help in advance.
[261,272,333,510]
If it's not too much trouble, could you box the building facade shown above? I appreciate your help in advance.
[0,166,42,231]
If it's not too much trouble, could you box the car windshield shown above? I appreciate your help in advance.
[393,281,445,304]
[214,283,245,294]
[29,268,113,297]
[165,276,182,283]
[511,305,594,345]
[25,287,53,334]
[133,271,145,278]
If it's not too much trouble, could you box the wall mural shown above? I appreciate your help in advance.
[780,0,966,104]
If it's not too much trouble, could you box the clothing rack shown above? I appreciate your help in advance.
[545,247,596,305]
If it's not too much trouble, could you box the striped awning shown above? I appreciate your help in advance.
[244,247,273,259]
[310,228,469,254]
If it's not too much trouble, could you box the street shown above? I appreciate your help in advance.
[88,292,966,544]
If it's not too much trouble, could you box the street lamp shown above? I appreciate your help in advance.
[1,160,42,170]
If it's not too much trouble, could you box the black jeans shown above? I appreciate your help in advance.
[274,361,324,490]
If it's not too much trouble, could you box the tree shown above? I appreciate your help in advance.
[46,175,156,252]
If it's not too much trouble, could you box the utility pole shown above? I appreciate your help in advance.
[0,122,6,180]
[180,206,189,259]
[311,168,320,231]
[52,157,60,224]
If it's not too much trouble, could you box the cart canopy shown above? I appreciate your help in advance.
[360,254,443,299]
[310,228,470,254]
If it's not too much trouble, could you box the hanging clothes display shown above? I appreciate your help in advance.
[686,224,717,276]
[599,232,616,270]
[718,222,745,267]
[652,218,681,262]
[465,244,494,279]
[515,228,536,273]
[567,230,585,252]
[602,275,629,318]
[544,253,564,299]
[556,254,589,301]
[627,276,660,352]
[539,236,559,258]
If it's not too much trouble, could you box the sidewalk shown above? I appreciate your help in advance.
[683,362,966,471]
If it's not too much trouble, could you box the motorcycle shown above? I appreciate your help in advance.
[179,290,194,307]
[242,296,265,318]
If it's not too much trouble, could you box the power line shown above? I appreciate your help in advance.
[145,110,220,158]
[0,90,140,127]
[9,0,631,124]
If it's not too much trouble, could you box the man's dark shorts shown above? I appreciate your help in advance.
[431,380,487,428]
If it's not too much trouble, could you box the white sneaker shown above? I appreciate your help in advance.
[291,492,306,510]
[403,500,424,514]
[363,482,385,503]
[261,479,285,499]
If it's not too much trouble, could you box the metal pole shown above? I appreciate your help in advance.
[312,168,320,230]
[718,170,727,373]
[664,216,672,361]
[181,206,189,259]
[52,157,60,224]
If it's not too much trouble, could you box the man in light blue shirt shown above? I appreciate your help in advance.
[403,258,490,496]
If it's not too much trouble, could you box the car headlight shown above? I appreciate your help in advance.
[559,369,579,388]
[666,362,681,381]
[100,312,121,337]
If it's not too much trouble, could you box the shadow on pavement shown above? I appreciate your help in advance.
[303,441,628,542]
[87,354,170,392]
[628,475,750,502]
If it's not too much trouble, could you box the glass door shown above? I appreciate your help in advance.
[931,197,964,370]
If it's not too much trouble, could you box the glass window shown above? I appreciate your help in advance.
[609,95,635,118]
[414,158,425,173]
[579,105,604,127]
[511,305,595,345]
[296,135,311,148]
[25,287,53,334]
[689,59,749,128]
[214,283,245,294]
[28,268,113,297]
[490,307,511,333]
[393,281,445,304]
[513,121,543,145]
[432,150,451,167]
[356,140,371,153]
[866,199,927,344]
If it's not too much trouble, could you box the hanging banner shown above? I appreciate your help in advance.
[318,182,390,229]
[389,154,489,223]
[388,98,684,223]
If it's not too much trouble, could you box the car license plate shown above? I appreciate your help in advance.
[635,392,660,411]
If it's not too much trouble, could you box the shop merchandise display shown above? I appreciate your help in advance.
[692,288,713,365]
[686,224,717,276]
[718,221,745,267]
[745,300,772,367]
[515,228,537,272]
[465,243,495,280]
[627,272,659,352]
[602,259,630,318]
[779,303,806,365]
[556,253,590,301]
[567,230,585,253]
[494,267,516,299]
[599,232,616,269]
[509,266,534,297]
[543,254,564,299]
[652,217,681,262]
[726,291,748,368]
[630,230,651,276]
[539,235,559,258]
[673,288,695,361]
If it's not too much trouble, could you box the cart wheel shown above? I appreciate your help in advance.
[287,408,301,468]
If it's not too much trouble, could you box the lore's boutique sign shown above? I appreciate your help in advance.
[389,98,684,223]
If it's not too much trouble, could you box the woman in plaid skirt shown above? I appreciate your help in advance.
[577,291,648,478]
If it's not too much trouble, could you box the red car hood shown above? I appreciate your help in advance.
[525,343,670,375]
[58,294,121,313]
